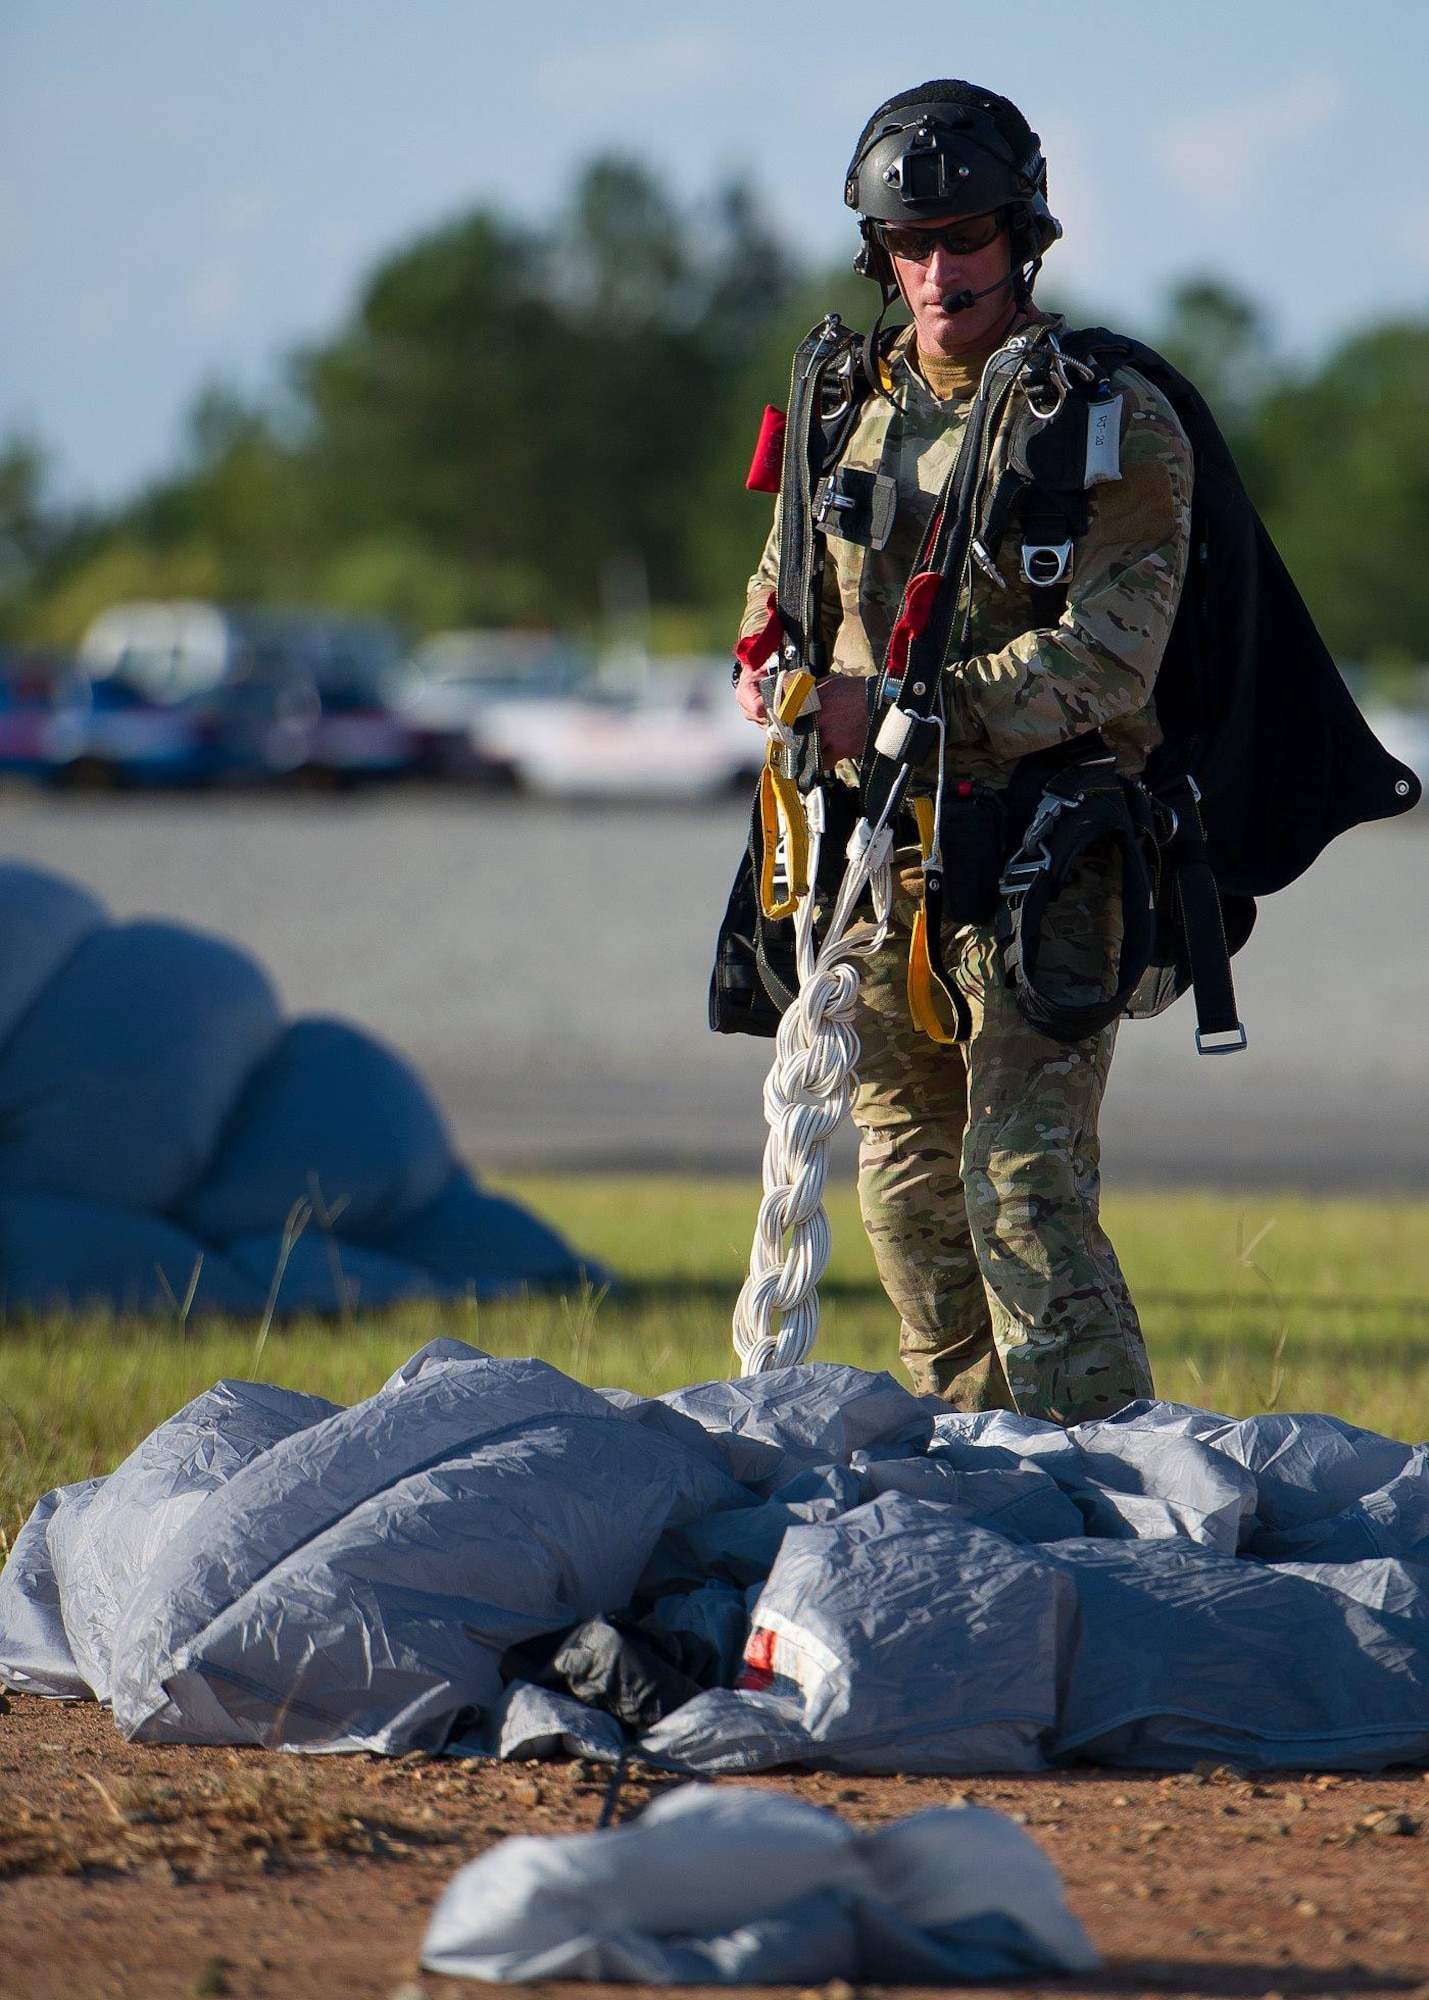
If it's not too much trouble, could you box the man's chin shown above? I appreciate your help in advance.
[920,316,991,353]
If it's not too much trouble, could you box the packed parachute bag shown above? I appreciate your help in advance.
[0,862,594,1316]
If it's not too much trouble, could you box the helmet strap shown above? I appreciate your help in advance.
[1013,251,1043,308]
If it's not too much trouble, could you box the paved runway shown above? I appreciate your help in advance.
[2,787,1425,1187]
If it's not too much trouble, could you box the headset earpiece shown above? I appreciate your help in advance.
[855,219,895,292]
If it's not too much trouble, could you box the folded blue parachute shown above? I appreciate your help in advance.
[0,862,591,1314]
[3,1347,1428,1774]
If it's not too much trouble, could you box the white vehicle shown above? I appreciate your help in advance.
[394,628,589,726]
[78,600,234,703]
[488,659,766,801]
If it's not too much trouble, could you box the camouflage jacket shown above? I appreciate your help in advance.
[739,318,1194,785]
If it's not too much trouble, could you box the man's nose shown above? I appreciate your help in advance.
[923,243,968,290]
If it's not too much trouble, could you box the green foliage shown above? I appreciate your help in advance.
[291,158,800,630]
[10,163,1429,668]
[0,436,52,593]
[1150,278,1277,499]
[4,1176,1429,1542]
[0,436,103,642]
[1254,322,1429,664]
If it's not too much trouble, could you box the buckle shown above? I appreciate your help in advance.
[1195,1023,1248,1056]
[812,475,856,526]
[1021,540,1074,588]
[1021,792,1068,844]
[998,845,1052,897]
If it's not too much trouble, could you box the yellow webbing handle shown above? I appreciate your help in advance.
[910,793,937,857]
[773,670,816,730]
[906,794,964,1045]
[757,671,816,920]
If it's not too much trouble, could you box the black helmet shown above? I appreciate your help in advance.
[844,80,1061,303]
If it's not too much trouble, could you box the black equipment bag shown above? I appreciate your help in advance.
[708,796,797,1038]
[709,782,862,1038]
[1061,329,1422,897]
[997,756,1159,1045]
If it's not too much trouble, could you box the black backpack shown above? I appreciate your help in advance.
[1068,330,1418,896]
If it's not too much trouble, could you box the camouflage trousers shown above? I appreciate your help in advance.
[850,853,1152,1425]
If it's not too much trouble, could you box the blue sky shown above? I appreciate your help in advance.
[4,0,1427,501]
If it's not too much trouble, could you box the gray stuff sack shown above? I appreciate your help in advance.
[419,1783,1097,1984]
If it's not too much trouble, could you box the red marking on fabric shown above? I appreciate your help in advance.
[735,593,782,674]
[745,405,787,493]
[886,570,943,680]
[737,1626,777,1691]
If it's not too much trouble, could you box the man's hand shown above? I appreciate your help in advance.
[733,666,869,768]
[813,674,870,768]
[733,665,768,725]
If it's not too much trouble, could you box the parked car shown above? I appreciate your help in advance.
[391,629,594,782]
[0,649,68,777]
[47,670,226,787]
[71,600,464,786]
[229,611,419,784]
[486,658,766,801]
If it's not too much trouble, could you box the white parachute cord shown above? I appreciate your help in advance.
[732,788,895,1375]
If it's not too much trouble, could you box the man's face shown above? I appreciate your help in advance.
[884,211,1016,357]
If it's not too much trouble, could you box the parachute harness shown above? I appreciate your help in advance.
[733,331,1041,1375]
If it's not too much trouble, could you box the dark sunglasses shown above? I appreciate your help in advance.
[876,212,1005,261]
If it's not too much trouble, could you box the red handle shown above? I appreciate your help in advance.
[745,405,787,494]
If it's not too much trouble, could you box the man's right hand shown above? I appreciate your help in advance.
[733,666,768,725]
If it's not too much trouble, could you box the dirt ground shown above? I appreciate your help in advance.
[2,1692,1427,2000]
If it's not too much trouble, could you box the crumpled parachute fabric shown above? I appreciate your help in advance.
[0,862,589,1314]
[3,1345,1429,1774]
[419,1784,1099,1984]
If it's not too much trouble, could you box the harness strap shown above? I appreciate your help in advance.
[757,670,817,919]
[906,794,974,1044]
[775,316,863,676]
[859,363,1016,838]
[1155,774,1248,1053]
[970,466,1076,625]
[775,327,834,671]
[999,763,1157,1042]
[756,316,863,925]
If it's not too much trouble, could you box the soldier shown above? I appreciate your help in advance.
[733,80,1194,1424]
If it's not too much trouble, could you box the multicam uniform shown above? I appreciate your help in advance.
[738,317,1194,1422]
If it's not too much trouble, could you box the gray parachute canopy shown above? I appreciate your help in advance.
[3,1347,1428,1775]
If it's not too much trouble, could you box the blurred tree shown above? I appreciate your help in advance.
[1152,278,1277,496]
[1255,321,1429,669]
[0,437,53,593]
[11,155,1429,673]
[293,158,799,625]
[558,156,689,327]
[0,437,115,644]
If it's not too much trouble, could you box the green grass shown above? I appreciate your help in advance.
[3,1175,1429,1546]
